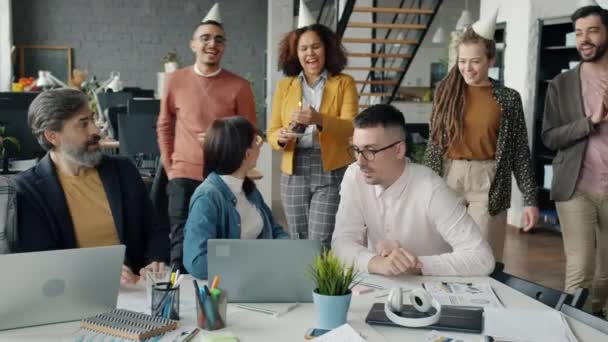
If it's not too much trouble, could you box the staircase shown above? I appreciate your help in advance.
[305,0,442,108]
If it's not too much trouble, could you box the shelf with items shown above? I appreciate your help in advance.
[543,45,577,51]
[532,17,580,234]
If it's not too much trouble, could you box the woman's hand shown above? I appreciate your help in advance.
[291,105,322,126]
[277,128,295,146]
[522,206,539,232]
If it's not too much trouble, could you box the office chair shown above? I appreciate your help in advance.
[491,262,588,309]
[560,304,608,334]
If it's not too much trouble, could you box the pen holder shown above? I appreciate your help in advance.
[196,288,227,331]
[151,282,180,320]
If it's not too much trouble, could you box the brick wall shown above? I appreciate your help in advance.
[12,0,268,124]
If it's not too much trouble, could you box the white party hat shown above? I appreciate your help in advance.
[202,3,222,23]
[298,0,316,28]
[471,7,498,40]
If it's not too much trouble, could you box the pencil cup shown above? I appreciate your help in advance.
[151,282,180,320]
[196,288,227,330]
[145,270,170,311]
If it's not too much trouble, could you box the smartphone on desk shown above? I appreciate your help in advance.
[304,328,330,339]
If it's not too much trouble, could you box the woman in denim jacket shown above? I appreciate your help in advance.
[183,117,288,279]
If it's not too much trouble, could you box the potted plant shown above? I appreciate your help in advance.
[162,49,180,73]
[308,250,359,330]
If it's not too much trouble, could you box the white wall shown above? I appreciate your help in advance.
[0,0,12,91]
[479,0,605,226]
[263,0,294,219]
[403,0,481,87]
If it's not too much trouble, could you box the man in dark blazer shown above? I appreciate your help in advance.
[543,5,608,317]
[11,88,169,284]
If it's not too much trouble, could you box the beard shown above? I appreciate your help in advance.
[579,41,608,62]
[60,134,103,168]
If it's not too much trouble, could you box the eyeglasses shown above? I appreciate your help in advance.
[196,34,226,45]
[347,140,403,161]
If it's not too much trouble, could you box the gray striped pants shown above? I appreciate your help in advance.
[280,148,346,248]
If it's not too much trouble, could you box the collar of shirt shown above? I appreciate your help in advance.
[298,69,328,88]
[373,163,410,201]
[219,174,244,198]
[193,64,223,77]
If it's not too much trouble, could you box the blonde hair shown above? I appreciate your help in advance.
[429,27,496,151]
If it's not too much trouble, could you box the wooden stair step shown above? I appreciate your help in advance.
[352,6,435,15]
[348,22,427,30]
[342,37,418,45]
[355,80,398,85]
[347,52,412,59]
[360,92,393,97]
[345,66,404,72]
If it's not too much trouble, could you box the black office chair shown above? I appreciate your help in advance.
[491,262,588,309]
[560,304,608,334]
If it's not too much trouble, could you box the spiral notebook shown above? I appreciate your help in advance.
[80,309,178,341]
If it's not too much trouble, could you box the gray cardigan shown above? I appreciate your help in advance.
[542,65,596,201]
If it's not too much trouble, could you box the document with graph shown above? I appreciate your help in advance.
[422,281,503,308]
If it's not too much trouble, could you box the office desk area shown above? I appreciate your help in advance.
[1,274,605,342]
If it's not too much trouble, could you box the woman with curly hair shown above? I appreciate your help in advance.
[267,12,358,247]
[423,16,539,262]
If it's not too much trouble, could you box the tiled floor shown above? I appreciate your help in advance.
[503,225,566,291]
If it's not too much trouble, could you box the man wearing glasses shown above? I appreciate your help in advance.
[332,104,494,277]
[157,3,257,270]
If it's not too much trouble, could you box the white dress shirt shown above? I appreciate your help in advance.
[297,70,327,148]
[332,162,495,276]
[219,175,263,239]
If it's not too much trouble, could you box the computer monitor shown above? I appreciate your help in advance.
[117,114,159,157]
[97,92,132,113]
[128,99,160,116]
[0,92,46,159]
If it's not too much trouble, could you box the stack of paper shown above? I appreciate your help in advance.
[423,281,503,308]
[315,324,366,342]
[484,308,578,342]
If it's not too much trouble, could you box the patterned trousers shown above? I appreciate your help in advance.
[280,148,346,248]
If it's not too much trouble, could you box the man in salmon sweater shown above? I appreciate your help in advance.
[157,3,256,269]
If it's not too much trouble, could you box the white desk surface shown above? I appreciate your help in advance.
[0,274,606,341]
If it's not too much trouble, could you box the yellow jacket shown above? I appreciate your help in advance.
[267,73,358,175]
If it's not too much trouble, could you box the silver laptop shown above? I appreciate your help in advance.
[0,245,125,330]
[207,239,322,303]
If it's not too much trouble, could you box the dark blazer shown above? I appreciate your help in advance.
[542,65,595,201]
[423,79,538,216]
[10,154,169,271]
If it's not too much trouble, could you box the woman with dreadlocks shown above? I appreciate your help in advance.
[423,13,538,262]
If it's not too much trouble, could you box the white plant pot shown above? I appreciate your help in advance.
[164,62,178,73]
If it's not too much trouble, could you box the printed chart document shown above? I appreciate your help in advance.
[423,281,503,308]
[484,308,578,342]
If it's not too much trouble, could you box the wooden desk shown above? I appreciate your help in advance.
[1,274,605,341]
